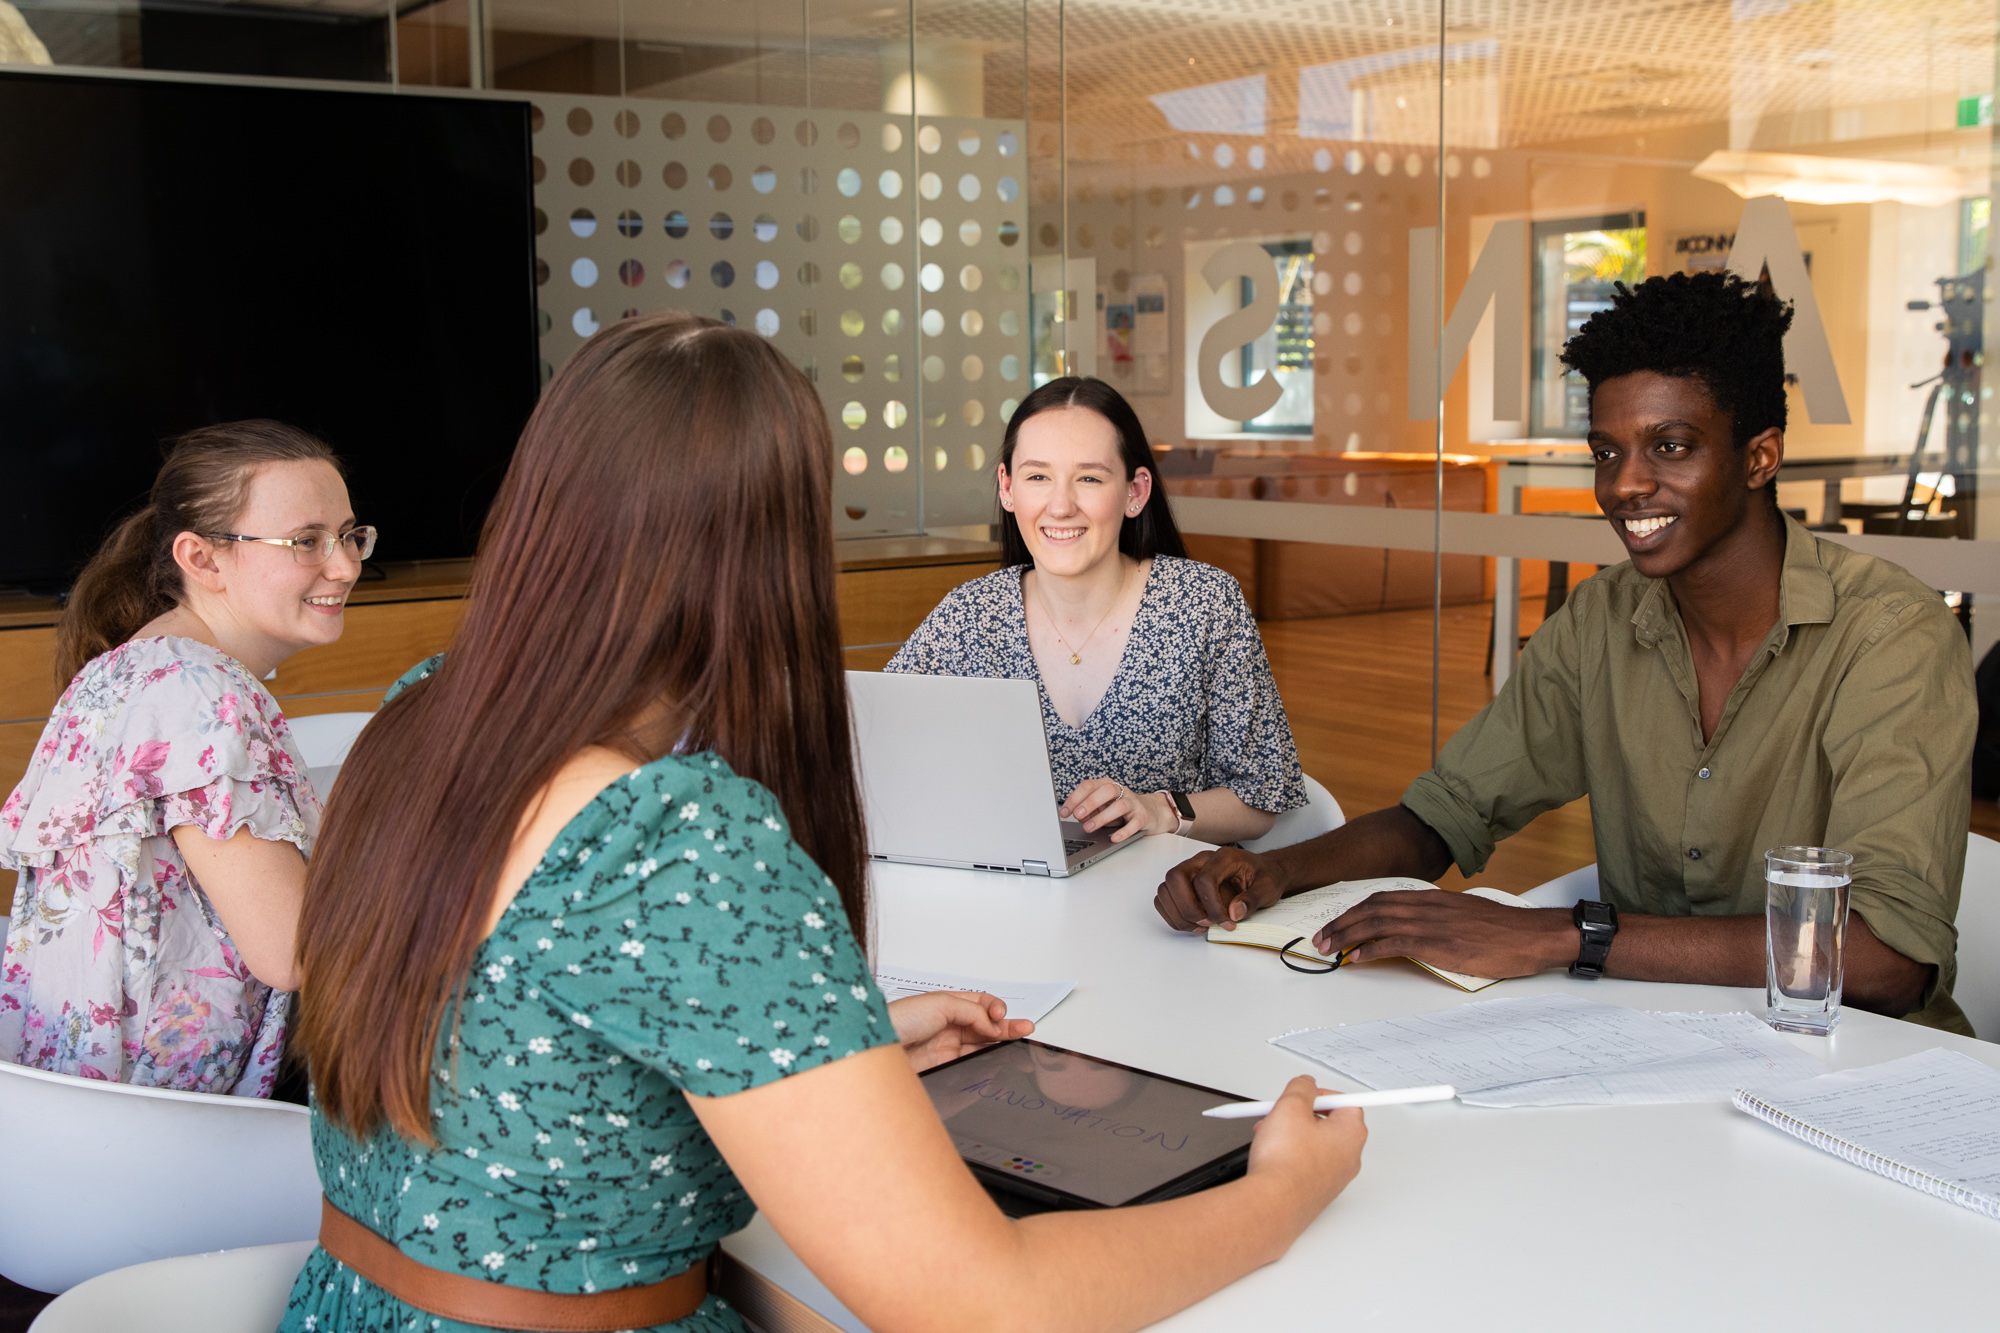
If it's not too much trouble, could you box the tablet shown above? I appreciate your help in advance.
[918,1040,1257,1215]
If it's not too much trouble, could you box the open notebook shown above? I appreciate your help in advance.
[1207,877,1529,991]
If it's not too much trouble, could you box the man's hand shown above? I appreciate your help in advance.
[1155,847,1286,932]
[1310,890,1574,978]
[887,991,1034,1073]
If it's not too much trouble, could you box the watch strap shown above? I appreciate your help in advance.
[1160,790,1196,837]
[1569,900,1618,979]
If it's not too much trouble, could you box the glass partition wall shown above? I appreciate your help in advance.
[15,0,1999,883]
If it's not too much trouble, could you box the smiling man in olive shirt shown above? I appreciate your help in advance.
[1155,271,1976,1033]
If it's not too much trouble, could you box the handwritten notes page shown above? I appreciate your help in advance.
[1208,878,1531,992]
[873,965,1076,1025]
[1274,993,1827,1106]
[1733,1047,2000,1220]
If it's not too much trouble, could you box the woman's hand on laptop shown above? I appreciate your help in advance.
[1061,777,1175,842]
[889,991,1035,1073]
[1154,847,1283,933]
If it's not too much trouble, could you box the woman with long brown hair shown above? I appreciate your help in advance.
[1,421,368,1095]
[282,312,1365,1333]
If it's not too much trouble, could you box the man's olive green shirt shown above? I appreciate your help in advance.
[1402,516,1976,1034]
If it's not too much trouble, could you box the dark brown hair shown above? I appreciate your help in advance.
[295,312,868,1144]
[55,421,339,682]
[997,376,1187,567]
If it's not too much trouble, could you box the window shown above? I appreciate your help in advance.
[1239,239,1315,435]
[1530,212,1646,438]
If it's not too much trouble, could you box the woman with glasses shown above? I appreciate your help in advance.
[0,420,374,1096]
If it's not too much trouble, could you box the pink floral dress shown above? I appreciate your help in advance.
[0,636,319,1096]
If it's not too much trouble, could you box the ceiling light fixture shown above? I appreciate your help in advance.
[1691,150,1974,208]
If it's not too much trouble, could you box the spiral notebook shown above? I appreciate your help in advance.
[1732,1047,2000,1221]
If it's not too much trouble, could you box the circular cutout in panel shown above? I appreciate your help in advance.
[1342,311,1363,336]
[797,261,820,286]
[1314,311,1333,335]
[957,173,981,202]
[567,107,592,136]
[998,220,1020,247]
[919,263,943,293]
[838,215,862,243]
[618,259,644,287]
[881,308,902,336]
[840,309,864,337]
[709,212,734,239]
[1038,222,1058,249]
[842,445,867,472]
[961,355,983,381]
[1473,155,1492,178]
[534,206,548,236]
[532,156,545,184]
[997,131,1018,156]
[798,309,817,334]
[960,219,983,246]
[882,123,903,152]
[965,444,986,470]
[569,207,597,237]
[568,158,594,186]
[957,131,980,156]
[922,355,944,381]
[839,262,863,290]
[616,159,642,187]
[880,170,905,199]
[664,162,687,189]
[707,114,732,143]
[530,105,545,134]
[538,307,552,334]
[1343,271,1363,295]
[844,504,867,520]
[1374,150,1393,175]
[1344,230,1363,255]
[918,124,942,154]
[798,167,819,193]
[881,262,905,291]
[919,217,943,246]
[998,310,1020,337]
[962,399,984,426]
[933,447,949,471]
[880,216,904,244]
[1312,147,1333,173]
[617,209,642,237]
[837,122,860,149]
[570,257,598,288]
[997,265,1020,292]
[1444,154,1462,179]
[1212,186,1234,206]
[1345,149,1364,174]
[1248,186,1266,206]
[1111,224,1130,249]
[708,164,732,191]
[753,214,777,241]
[999,398,1018,422]
[1404,153,1422,177]
[997,175,1019,202]
[536,258,549,286]
[665,259,690,288]
[752,116,776,145]
[711,260,735,287]
[841,402,866,430]
[959,264,982,292]
[1250,144,1266,169]
[573,308,599,336]
[755,260,779,289]
[883,353,901,381]
[795,119,817,146]
[842,355,864,382]
[663,112,687,140]
[1313,271,1333,295]
[999,353,1021,381]
[884,445,909,472]
[796,215,820,241]
[1214,143,1235,168]
[836,168,861,197]
[919,172,941,200]
[755,308,780,337]
[960,310,983,336]
[883,401,907,428]
[752,166,776,193]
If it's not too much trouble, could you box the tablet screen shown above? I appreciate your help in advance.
[919,1041,1258,1207]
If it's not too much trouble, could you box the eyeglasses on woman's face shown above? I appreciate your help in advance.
[204,526,378,566]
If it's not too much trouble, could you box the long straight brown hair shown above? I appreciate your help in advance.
[295,313,868,1144]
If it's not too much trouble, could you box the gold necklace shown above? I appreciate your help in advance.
[1034,565,1128,665]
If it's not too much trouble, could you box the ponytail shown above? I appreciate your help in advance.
[55,421,341,684]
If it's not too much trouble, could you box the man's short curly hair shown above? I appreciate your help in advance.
[1559,270,1794,447]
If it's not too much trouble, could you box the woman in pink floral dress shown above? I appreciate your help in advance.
[1,421,371,1096]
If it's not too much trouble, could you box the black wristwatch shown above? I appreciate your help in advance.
[1569,900,1619,978]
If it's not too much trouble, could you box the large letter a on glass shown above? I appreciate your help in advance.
[1726,196,1851,424]
[1197,241,1284,423]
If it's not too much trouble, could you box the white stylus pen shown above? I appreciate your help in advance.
[1200,1084,1457,1118]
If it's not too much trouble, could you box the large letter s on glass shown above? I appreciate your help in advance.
[1197,241,1283,423]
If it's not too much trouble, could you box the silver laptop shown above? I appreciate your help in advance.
[848,672,1135,877]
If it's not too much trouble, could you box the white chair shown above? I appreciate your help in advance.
[1239,774,1345,854]
[284,710,372,805]
[0,1061,319,1294]
[28,1241,314,1333]
[1955,832,2000,1042]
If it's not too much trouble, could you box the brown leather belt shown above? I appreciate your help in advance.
[318,1197,707,1331]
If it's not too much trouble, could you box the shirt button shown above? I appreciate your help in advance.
[1687,847,1702,860]
[1697,767,1711,779]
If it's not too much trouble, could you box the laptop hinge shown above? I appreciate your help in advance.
[1021,859,1051,876]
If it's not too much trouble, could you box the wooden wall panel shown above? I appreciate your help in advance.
[834,563,998,648]
[271,600,466,697]
[0,627,59,720]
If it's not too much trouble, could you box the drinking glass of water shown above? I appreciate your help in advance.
[1765,847,1853,1036]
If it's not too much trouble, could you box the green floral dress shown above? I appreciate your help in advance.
[281,659,894,1333]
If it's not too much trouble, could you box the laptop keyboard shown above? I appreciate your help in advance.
[1063,837,1094,855]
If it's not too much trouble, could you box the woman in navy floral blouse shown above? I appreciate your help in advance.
[891,377,1306,847]
[283,316,1365,1333]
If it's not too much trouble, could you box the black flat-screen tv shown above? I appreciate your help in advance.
[0,69,539,592]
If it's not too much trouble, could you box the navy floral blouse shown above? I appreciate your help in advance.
[281,658,895,1333]
[887,555,1306,815]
